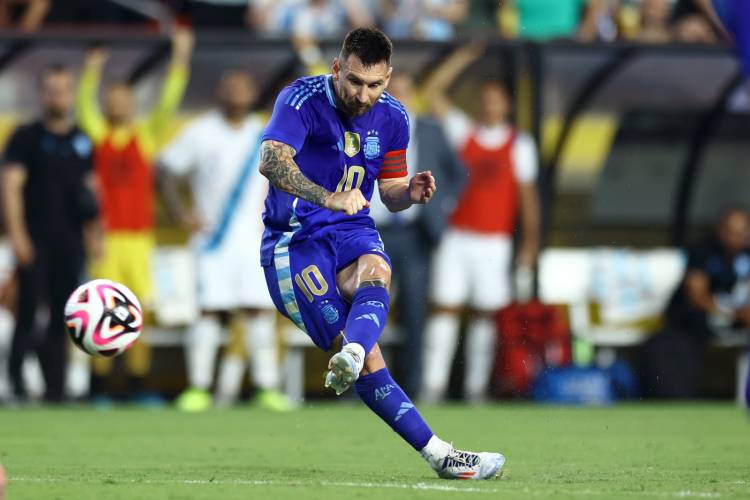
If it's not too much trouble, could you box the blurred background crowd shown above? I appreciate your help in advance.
[0,0,738,44]
[0,0,748,411]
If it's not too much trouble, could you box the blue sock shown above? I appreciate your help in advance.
[355,368,433,450]
[344,286,389,355]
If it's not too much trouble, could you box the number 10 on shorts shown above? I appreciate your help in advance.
[295,265,329,302]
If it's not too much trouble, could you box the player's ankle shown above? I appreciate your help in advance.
[341,342,365,373]
[420,435,451,464]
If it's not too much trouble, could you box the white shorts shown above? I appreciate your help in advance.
[194,234,274,311]
[430,229,513,311]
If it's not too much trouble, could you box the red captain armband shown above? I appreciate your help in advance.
[377,149,408,179]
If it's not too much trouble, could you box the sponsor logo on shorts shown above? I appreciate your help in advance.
[319,300,340,325]
[374,383,395,401]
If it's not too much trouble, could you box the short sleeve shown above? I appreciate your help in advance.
[3,127,32,169]
[512,132,538,184]
[379,110,409,180]
[261,85,313,154]
[442,107,472,150]
[160,119,202,176]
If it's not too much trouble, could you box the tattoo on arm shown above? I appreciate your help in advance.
[259,140,331,207]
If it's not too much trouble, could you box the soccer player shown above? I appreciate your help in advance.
[368,73,467,397]
[158,70,290,412]
[421,44,540,403]
[77,28,193,403]
[259,27,505,480]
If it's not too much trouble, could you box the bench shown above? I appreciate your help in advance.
[539,247,749,403]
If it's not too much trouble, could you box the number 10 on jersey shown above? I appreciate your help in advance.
[335,165,365,192]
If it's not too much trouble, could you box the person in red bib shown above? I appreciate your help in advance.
[77,28,194,403]
[420,44,541,403]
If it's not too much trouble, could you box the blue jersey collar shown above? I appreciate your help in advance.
[325,75,337,109]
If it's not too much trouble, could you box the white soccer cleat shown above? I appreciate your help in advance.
[324,345,363,396]
[422,440,505,480]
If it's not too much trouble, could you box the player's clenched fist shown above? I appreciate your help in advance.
[409,171,437,204]
[325,189,370,215]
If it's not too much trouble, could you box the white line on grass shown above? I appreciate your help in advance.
[9,476,725,497]
[187,479,497,493]
[10,476,497,494]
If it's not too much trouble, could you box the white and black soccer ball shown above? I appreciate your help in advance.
[64,279,143,357]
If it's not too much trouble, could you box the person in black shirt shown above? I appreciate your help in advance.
[1,64,99,403]
[642,208,750,398]
[666,208,750,336]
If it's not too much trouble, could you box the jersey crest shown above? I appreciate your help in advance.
[364,130,380,160]
[344,131,360,157]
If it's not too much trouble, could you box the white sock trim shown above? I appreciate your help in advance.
[420,435,452,462]
[342,342,365,372]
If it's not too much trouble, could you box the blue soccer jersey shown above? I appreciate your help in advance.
[260,74,409,266]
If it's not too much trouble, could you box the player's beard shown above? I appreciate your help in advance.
[222,104,250,123]
[336,92,373,117]
[44,106,70,124]
[343,100,373,117]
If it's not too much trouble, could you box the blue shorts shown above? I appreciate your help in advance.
[262,223,391,351]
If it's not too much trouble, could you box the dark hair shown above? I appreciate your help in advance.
[219,69,256,87]
[717,204,750,225]
[105,80,133,92]
[340,27,393,67]
[480,79,510,96]
[38,63,72,87]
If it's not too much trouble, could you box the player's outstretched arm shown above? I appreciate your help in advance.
[77,47,108,145]
[422,43,484,120]
[259,140,369,216]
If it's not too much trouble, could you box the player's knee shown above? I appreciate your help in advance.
[356,254,392,291]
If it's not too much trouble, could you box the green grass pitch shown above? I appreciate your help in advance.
[1,403,749,499]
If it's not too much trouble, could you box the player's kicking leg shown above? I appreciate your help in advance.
[326,254,505,480]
